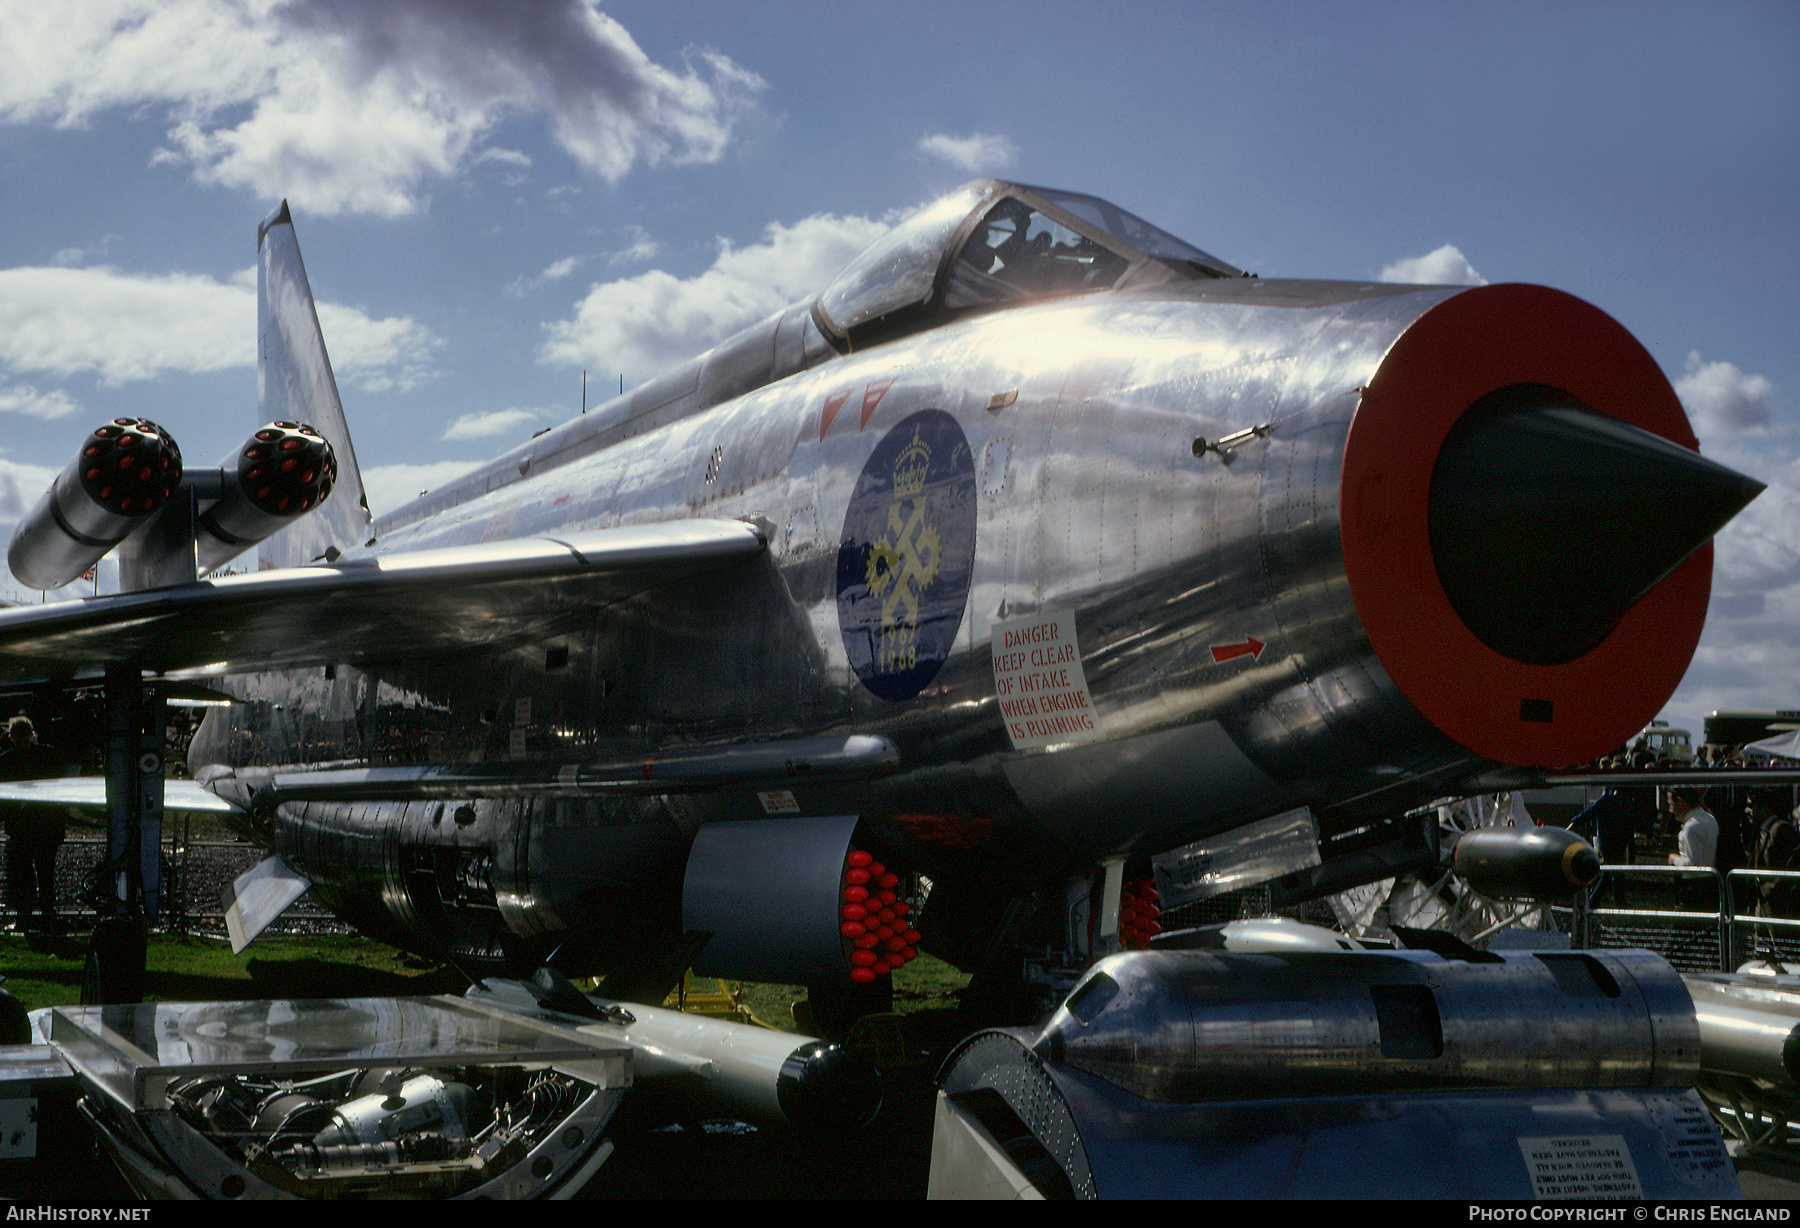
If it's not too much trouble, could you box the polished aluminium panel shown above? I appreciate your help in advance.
[1037,947,1698,1103]
[935,946,1731,1198]
[257,734,898,803]
[0,519,766,682]
[31,180,1719,961]
[1686,971,1800,1086]
[255,202,372,572]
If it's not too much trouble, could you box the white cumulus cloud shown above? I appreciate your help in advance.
[0,263,436,391]
[313,302,439,392]
[361,459,483,518]
[1677,350,1780,439]
[916,132,1019,173]
[1378,244,1487,286]
[0,0,765,217]
[442,407,541,441]
[609,226,659,266]
[540,212,890,379]
[0,383,80,420]
[1665,358,1800,726]
[505,256,584,299]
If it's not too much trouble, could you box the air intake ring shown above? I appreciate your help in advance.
[1339,283,1762,766]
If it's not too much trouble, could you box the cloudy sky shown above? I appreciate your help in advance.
[0,0,1794,740]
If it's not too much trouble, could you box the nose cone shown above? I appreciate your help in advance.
[1430,384,1765,666]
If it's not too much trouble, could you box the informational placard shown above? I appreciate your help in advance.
[991,609,1104,750]
[1515,1134,1643,1199]
[1645,1092,1736,1189]
[758,790,801,815]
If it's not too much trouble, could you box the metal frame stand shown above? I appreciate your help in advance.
[82,667,165,1005]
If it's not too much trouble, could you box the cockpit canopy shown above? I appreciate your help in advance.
[814,179,1239,350]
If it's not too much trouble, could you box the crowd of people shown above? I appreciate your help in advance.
[1572,743,1800,917]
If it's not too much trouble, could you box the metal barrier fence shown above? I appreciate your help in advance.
[1560,865,1800,973]
[1,836,348,937]
[1725,868,1800,970]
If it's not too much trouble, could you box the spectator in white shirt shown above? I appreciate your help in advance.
[1668,786,1719,870]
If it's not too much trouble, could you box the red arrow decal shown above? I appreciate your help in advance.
[1210,637,1266,664]
[820,388,853,440]
[860,377,897,428]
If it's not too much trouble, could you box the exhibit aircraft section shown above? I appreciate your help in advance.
[0,184,1770,1198]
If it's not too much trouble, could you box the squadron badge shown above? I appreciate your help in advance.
[837,409,976,702]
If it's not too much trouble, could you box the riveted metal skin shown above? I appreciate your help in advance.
[204,264,1733,965]
[932,947,1730,1200]
[1039,947,1699,1102]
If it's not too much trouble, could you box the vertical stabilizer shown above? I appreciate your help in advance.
[254,201,372,570]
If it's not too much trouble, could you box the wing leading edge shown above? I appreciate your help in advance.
[0,518,766,683]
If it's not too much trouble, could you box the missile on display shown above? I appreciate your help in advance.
[1452,825,1601,900]
[928,946,1730,1199]
[465,971,883,1132]
[7,419,337,591]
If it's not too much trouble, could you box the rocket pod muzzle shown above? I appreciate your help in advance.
[7,417,183,590]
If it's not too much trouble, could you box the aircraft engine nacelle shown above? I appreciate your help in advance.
[683,816,921,985]
[194,421,338,573]
[7,418,184,590]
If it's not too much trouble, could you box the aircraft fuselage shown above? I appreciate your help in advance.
[184,271,1696,969]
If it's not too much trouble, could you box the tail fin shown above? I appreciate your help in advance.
[254,201,372,569]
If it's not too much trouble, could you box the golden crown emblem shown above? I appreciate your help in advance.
[892,429,931,498]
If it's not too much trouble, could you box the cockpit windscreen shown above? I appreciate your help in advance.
[1024,185,1236,275]
[815,179,1239,349]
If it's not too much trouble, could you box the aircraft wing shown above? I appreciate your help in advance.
[0,777,244,814]
[0,518,766,684]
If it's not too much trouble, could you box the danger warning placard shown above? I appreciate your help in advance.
[991,609,1105,750]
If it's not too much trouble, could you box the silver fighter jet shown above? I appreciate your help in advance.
[0,180,1764,1021]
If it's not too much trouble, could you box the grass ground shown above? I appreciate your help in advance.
[0,930,464,1011]
[0,930,971,1027]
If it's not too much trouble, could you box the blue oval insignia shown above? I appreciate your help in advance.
[837,409,977,702]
